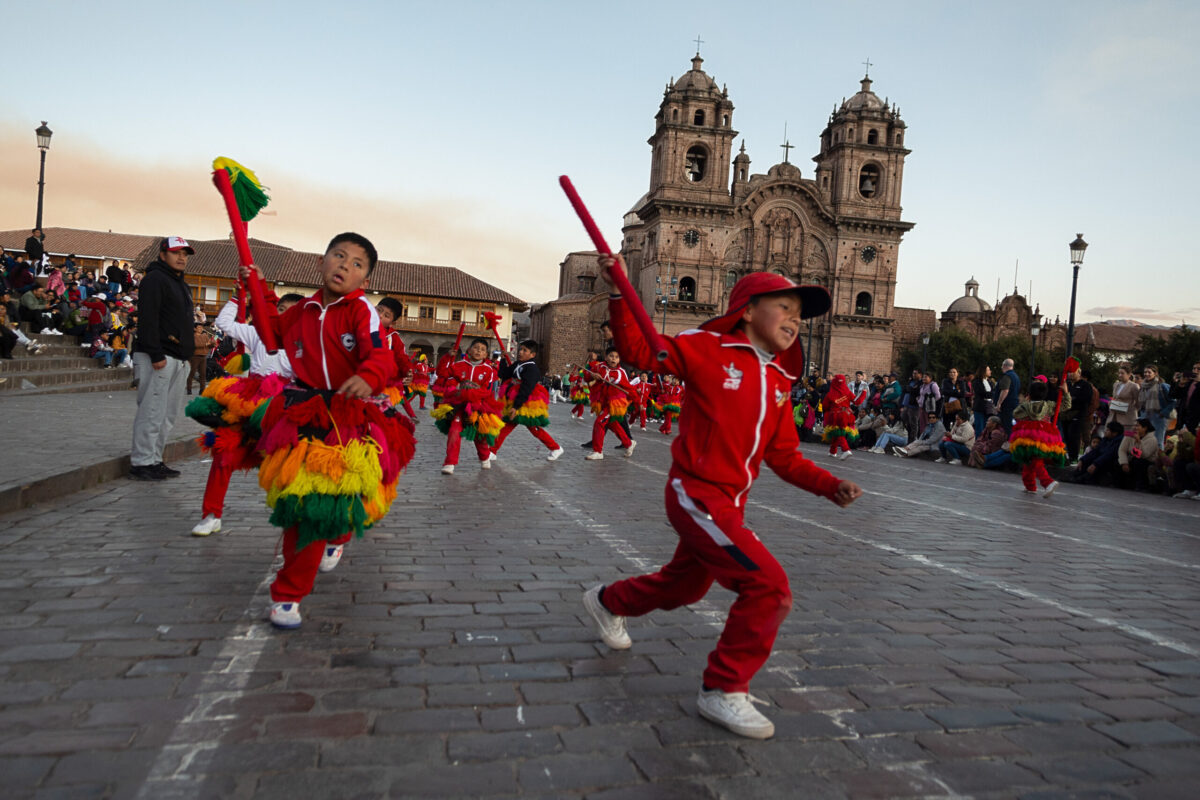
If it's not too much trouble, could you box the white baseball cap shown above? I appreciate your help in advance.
[161,236,195,254]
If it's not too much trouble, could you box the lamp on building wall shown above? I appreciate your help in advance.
[34,121,53,231]
[920,332,930,375]
[1065,233,1087,358]
[1030,318,1042,386]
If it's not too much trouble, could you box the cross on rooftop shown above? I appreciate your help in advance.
[694,34,705,55]
[862,57,873,76]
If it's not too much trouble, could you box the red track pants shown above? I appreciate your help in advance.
[443,412,492,466]
[591,411,632,453]
[270,528,352,603]
[571,403,586,418]
[200,450,235,518]
[659,412,676,435]
[828,436,850,455]
[493,422,559,453]
[1021,459,1054,491]
[602,478,792,693]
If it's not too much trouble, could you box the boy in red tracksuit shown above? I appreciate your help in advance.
[586,347,636,461]
[246,233,406,629]
[633,371,653,431]
[583,255,862,740]
[410,351,431,409]
[375,297,418,422]
[659,376,684,435]
[437,338,502,474]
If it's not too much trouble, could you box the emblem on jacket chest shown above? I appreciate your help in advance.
[294,340,304,359]
[775,388,788,407]
[341,333,357,351]
[722,362,743,391]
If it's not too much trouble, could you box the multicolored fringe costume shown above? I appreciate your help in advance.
[186,373,287,472]
[430,386,505,446]
[569,377,590,420]
[503,381,551,428]
[821,375,859,455]
[408,359,430,408]
[1009,417,1068,467]
[257,387,415,548]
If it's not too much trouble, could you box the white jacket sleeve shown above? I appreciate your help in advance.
[214,299,262,350]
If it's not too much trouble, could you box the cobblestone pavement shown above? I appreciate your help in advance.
[1,403,1198,799]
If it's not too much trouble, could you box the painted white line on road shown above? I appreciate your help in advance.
[136,561,280,799]
[866,488,1200,571]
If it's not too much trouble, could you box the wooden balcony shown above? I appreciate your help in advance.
[394,317,489,335]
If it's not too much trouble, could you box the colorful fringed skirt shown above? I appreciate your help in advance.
[570,386,589,403]
[1009,417,1067,467]
[256,385,416,549]
[185,373,287,471]
[503,382,551,428]
[410,374,429,397]
[430,386,505,445]
[822,407,859,445]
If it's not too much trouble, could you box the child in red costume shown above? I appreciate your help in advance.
[633,371,653,431]
[1010,377,1070,497]
[375,298,418,423]
[431,337,503,474]
[585,347,636,460]
[583,255,862,740]
[247,233,414,630]
[409,350,431,409]
[822,374,859,460]
[659,376,683,435]
[492,339,564,461]
[569,368,590,421]
[186,291,302,537]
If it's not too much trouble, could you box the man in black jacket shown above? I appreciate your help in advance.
[24,229,44,270]
[129,237,196,480]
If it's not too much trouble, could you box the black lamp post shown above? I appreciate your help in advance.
[34,121,53,231]
[920,332,930,375]
[1065,233,1087,358]
[654,273,677,333]
[1030,318,1041,385]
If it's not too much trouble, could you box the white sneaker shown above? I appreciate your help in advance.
[191,515,222,537]
[269,601,302,629]
[623,440,637,458]
[318,544,344,572]
[441,464,455,475]
[948,459,962,466]
[640,426,647,431]
[935,457,947,463]
[1043,481,1059,498]
[547,447,564,462]
[836,450,852,460]
[1023,488,1037,494]
[696,688,775,739]
[582,585,631,649]
[1173,490,1196,499]
[585,451,604,460]
[480,455,492,470]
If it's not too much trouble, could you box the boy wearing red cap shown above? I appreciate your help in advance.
[583,255,862,740]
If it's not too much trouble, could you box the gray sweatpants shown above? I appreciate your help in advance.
[131,353,189,467]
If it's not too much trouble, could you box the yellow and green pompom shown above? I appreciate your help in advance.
[213,157,270,222]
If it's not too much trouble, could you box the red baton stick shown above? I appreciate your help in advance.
[559,175,668,361]
[212,168,279,353]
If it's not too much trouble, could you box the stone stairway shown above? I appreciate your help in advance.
[0,330,135,396]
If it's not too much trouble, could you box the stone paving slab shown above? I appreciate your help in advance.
[0,402,1197,798]
[0,390,203,513]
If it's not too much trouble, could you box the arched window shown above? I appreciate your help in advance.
[855,292,872,316]
[678,277,696,301]
[867,129,878,145]
[738,168,746,181]
[722,114,729,126]
[672,108,679,122]
[693,109,705,126]
[725,270,738,289]
[858,164,881,198]
[895,132,903,145]
[848,127,855,142]
[684,146,707,182]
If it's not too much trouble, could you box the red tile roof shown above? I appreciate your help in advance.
[1074,323,1169,352]
[0,227,158,260]
[130,237,526,309]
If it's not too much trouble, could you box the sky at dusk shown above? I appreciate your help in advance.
[2,0,1197,325]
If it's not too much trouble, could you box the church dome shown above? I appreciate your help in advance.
[671,55,719,93]
[841,76,885,112]
[946,277,992,313]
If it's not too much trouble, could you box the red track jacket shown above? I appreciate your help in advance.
[609,297,841,512]
[267,288,395,393]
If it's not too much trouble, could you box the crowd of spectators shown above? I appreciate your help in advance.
[793,358,1200,499]
[1,231,141,367]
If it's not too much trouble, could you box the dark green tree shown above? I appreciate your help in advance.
[1131,326,1200,378]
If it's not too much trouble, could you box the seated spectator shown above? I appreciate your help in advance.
[63,303,90,338]
[896,411,946,458]
[857,409,886,450]
[110,329,130,368]
[937,409,976,464]
[91,333,117,368]
[968,414,1008,468]
[1070,421,1124,485]
[1124,418,1160,491]
[8,256,36,294]
[1170,429,1199,498]
[870,411,908,453]
[18,286,61,334]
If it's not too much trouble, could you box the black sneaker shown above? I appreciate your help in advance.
[153,462,181,478]
[128,465,166,481]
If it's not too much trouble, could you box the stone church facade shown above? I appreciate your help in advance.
[534,54,921,378]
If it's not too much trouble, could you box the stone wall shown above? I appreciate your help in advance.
[891,306,938,369]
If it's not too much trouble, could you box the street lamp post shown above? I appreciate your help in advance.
[34,121,53,231]
[654,274,677,333]
[1030,319,1041,385]
[1066,233,1088,358]
[920,332,931,375]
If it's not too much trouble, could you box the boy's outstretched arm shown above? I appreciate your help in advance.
[602,254,689,379]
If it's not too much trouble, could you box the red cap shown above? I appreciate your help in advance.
[699,272,831,377]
